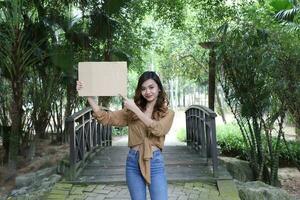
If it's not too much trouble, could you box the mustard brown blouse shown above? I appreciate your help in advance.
[92,107,175,185]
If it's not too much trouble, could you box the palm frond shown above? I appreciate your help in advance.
[280,21,300,31]
[275,7,300,21]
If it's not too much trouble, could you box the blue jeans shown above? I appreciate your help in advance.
[126,149,168,200]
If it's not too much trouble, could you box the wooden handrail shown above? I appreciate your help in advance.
[185,105,218,177]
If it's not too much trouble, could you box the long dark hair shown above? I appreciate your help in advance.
[128,71,169,121]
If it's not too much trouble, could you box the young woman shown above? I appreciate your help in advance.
[76,71,174,200]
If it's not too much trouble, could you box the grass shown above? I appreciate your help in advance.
[176,123,242,143]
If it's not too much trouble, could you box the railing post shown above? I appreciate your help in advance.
[88,112,92,150]
[210,115,218,177]
[109,126,112,146]
[80,117,85,161]
[68,120,76,166]
[186,110,190,148]
[195,110,202,152]
[92,118,96,147]
[98,124,102,146]
[200,111,206,157]
[67,119,76,180]
[106,125,109,146]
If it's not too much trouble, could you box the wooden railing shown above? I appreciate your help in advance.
[185,105,218,177]
[65,107,112,180]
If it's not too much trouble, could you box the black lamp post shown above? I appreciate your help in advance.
[199,41,219,111]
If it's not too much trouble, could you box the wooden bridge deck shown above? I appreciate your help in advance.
[73,146,232,184]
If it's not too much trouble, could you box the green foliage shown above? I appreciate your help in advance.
[215,3,300,184]
[176,128,186,142]
[127,70,139,98]
[103,0,129,15]
[268,0,293,12]
[216,123,248,159]
[147,0,186,28]
[176,122,300,167]
[217,123,300,166]
[277,140,300,166]
[112,127,128,136]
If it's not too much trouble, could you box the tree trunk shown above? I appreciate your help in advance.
[65,80,76,118]
[62,80,76,143]
[208,49,216,111]
[1,126,11,163]
[175,77,179,107]
[183,88,186,107]
[169,80,175,108]
[8,78,24,170]
[34,112,49,139]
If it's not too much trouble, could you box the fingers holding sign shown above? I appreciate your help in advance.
[76,80,84,91]
[119,94,139,113]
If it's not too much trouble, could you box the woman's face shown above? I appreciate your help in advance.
[141,79,160,103]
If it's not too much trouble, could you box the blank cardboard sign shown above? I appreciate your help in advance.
[78,62,127,96]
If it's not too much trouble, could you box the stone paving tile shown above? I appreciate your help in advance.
[83,185,97,192]
[45,181,239,200]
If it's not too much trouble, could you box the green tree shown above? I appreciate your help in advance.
[271,0,300,140]
[216,3,300,184]
[0,0,42,169]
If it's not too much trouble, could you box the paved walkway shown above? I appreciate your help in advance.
[45,181,235,200]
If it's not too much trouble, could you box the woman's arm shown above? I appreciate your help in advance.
[125,98,174,136]
[87,96,100,113]
[77,81,127,126]
[120,96,154,126]
[147,110,174,137]
[121,95,174,136]
[77,80,101,112]
[133,105,155,126]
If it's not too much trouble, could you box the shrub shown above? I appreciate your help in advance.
[217,123,300,167]
[216,123,248,160]
[176,122,300,167]
[276,140,300,167]
[112,127,128,136]
[176,128,186,142]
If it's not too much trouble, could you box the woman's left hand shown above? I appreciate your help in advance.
[119,94,139,113]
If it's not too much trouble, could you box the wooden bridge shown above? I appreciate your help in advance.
[64,105,239,199]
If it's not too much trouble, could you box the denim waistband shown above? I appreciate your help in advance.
[128,148,160,155]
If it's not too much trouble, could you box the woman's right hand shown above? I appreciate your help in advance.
[76,80,83,91]
[77,80,99,111]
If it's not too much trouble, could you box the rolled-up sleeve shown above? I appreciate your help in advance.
[92,108,128,127]
[147,110,175,137]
